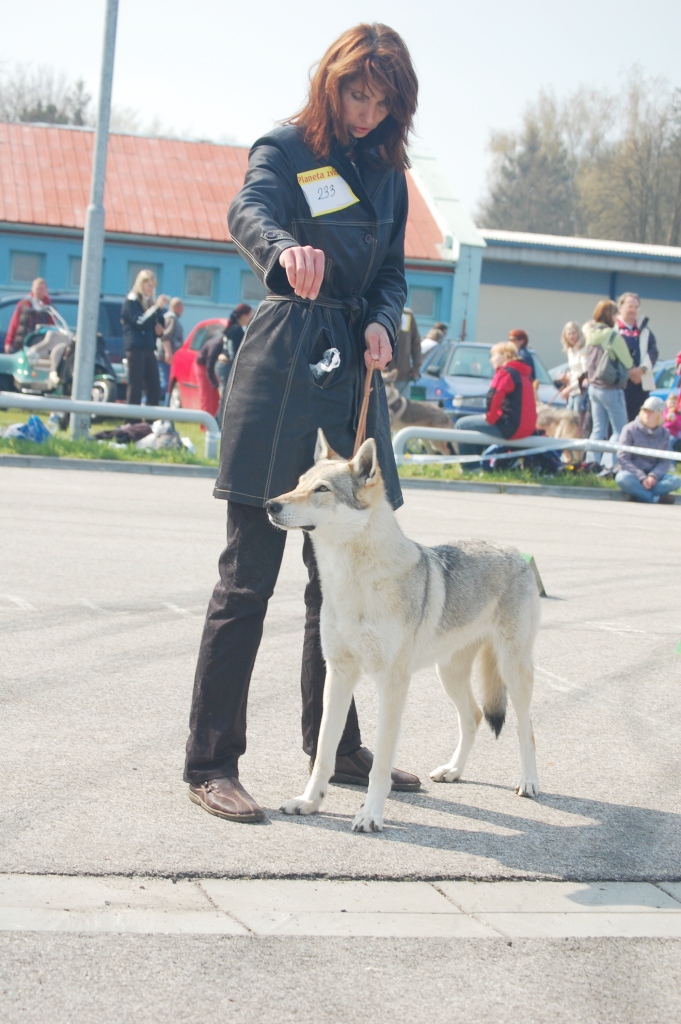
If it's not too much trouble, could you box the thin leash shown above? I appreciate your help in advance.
[353,358,378,455]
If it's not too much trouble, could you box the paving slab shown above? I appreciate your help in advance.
[437,880,681,913]
[200,878,455,914]
[475,912,681,938]
[1,469,680,879]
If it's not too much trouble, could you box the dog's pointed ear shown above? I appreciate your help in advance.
[314,428,341,463]
[351,437,379,486]
[382,368,398,383]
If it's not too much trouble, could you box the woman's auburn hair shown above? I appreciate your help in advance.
[593,299,617,327]
[287,23,418,171]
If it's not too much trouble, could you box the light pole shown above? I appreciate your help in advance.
[70,0,119,439]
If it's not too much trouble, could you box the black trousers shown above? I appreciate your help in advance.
[184,502,362,783]
[126,348,160,407]
[625,380,646,422]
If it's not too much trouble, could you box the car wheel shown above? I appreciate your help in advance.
[169,384,182,409]
[91,379,117,404]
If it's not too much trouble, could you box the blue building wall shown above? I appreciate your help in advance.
[481,260,681,303]
[0,227,455,340]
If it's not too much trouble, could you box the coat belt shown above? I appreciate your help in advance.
[265,293,371,431]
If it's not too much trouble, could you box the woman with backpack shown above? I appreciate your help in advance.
[584,299,634,471]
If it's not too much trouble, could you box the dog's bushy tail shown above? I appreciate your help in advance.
[479,642,507,737]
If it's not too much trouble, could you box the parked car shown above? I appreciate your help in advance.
[411,342,563,417]
[651,358,681,401]
[168,318,228,409]
[0,294,127,396]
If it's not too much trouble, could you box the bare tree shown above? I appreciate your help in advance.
[479,70,681,246]
[0,62,92,125]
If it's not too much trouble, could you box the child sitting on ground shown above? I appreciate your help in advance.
[615,395,681,504]
[663,392,681,452]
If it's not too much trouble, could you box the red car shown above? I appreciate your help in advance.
[168,318,227,409]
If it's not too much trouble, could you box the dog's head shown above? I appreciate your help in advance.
[265,429,384,538]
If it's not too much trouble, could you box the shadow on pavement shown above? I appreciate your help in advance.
[272,787,681,881]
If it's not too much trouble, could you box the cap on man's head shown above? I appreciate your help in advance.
[641,396,665,414]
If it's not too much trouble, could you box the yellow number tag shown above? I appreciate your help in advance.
[297,166,360,218]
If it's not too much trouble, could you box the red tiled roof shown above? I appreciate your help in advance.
[0,122,444,260]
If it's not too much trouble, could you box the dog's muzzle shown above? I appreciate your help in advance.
[264,499,315,531]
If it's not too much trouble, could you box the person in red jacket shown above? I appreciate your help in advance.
[4,278,55,353]
[456,342,537,455]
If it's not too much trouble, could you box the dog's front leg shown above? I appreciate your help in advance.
[352,673,410,833]
[280,656,358,817]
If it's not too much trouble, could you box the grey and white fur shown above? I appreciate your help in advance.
[266,430,540,833]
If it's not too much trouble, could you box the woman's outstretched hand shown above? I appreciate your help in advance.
[364,321,392,371]
[279,246,325,300]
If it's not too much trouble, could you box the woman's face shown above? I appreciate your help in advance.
[238,311,252,327]
[490,352,505,370]
[141,279,155,297]
[341,78,389,139]
[565,328,579,347]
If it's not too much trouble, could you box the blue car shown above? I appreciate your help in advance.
[411,342,563,417]
[651,358,681,401]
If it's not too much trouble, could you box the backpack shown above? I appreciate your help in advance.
[587,329,629,389]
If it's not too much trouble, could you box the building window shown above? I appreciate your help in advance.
[241,270,266,303]
[127,261,163,292]
[409,286,441,319]
[68,257,82,290]
[184,266,217,301]
[10,251,44,285]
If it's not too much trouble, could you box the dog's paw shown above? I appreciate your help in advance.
[515,778,539,798]
[351,809,383,833]
[430,764,462,783]
[280,796,321,816]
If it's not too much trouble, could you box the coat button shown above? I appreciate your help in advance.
[253,246,263,257]
[363,233,373,244]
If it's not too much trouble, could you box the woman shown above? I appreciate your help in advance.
[120,270,168,406]
[508,329,535,381]
[184,24,420,822]
[223,303,254,362]
[456,341,537,456]
[584,299,633,470]
[214,304,254,421]
[558,321,586,412]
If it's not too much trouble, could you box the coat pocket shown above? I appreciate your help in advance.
[308,328,342,390]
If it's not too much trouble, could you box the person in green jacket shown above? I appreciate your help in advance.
[584,299,634,471]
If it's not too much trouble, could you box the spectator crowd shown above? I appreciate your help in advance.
[3,275,679,504]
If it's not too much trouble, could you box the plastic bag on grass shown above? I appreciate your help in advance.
[2,415,52,443]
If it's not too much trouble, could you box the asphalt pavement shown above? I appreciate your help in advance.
[1,466,680,1023]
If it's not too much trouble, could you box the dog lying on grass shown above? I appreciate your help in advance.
[266,430,540,834]
[382,369,455,456]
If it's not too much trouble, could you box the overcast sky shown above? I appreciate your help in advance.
[2,0,680,213]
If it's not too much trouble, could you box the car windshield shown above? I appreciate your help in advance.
[445,344,553,385]
[656,364,679,389]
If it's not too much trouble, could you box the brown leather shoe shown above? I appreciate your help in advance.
[310,746,420,792]
[188,777,265,823]
[658,494,676,505]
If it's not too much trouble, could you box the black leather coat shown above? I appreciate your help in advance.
[215,125,407,509]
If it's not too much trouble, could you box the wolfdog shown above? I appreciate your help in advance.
[382,368,455,456]
[266,431,540,833]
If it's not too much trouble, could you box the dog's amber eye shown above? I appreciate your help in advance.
[315,485,330,493]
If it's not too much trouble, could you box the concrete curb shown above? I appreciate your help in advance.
[1,876,680,937]
[398,476,628,500]
[0,454,217,478]
[1,454,678,506]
